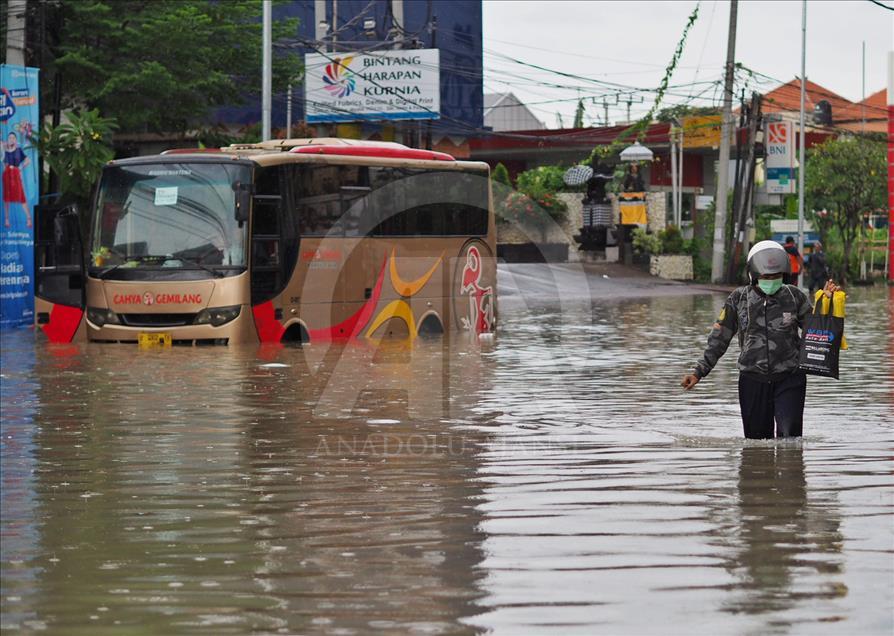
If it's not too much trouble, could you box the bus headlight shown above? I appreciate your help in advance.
[193,305,241,327]
[86,307,120,327]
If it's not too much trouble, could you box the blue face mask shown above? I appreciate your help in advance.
[757,278,783,295]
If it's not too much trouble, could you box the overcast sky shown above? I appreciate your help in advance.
[481,0,893,128]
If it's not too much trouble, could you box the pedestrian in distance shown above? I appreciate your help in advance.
[680,240,841,439]
[807,241,830,296]
[782,236,804,286]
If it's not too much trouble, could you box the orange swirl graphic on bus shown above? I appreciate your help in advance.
[388,248,444,297]
[365,249,444,338]
[365,300,417,339]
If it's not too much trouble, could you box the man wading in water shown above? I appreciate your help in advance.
[680,240,841,439]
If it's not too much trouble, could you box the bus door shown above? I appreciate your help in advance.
[250,166,298,342]
[34,204,86,342]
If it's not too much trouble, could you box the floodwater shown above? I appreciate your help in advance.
[1,267,892,635]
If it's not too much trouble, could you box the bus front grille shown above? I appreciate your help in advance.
[119,313,198,327]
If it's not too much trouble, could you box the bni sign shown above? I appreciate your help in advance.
[765,121,795,194]
[305,49,440,123]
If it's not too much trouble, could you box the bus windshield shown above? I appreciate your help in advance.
[90,162,250,277]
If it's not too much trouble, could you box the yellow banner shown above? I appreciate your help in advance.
[682,115,722,149]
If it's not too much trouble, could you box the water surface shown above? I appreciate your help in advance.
[2,277,891,634]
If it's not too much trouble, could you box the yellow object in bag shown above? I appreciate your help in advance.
[813,290,847,349]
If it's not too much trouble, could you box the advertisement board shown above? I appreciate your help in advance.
[682,115,721,149]
[305,49,440,123]
[766,120,795,194]
[0,64,39,328]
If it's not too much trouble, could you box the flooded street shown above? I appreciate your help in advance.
[2,269,892,635]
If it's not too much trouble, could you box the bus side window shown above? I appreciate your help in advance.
[251,166,289,304]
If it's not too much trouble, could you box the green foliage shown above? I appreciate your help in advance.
[49,1,301,134]
[660,225,685,254]
[515,166,567,195]
[604,164,628,194]
[805,136,886,282]
[631,225,687,256]
[499,191,567,227]
[632,228,661,255]
[35,109,118,203]
[491,163,512,187]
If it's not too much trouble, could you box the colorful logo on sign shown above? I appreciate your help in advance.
[323,56,356,98]
[768,122,787,144]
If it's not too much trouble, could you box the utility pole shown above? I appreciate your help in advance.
[603,98,609,126]
[261,0,272,141]
[797,0,806,287]
[726,92,762,283]
[711,0,738,282]
[862,41,866,133]
[286,84,292,139]
[5,0,27,67]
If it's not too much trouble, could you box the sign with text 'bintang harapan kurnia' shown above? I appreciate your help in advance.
[305,49,440,123]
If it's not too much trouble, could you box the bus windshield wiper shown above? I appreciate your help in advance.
[96,254,178,278]
[174,255,224,278]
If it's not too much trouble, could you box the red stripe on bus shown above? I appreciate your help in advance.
[252,301,286,343]
[41,304,83,343]
[309,256,387,341]
[291,146,455,161]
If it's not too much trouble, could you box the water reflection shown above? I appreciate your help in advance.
[1,335,494,633]
[722,445,844,619]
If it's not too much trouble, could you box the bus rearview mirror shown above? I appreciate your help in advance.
[234,182,253,223]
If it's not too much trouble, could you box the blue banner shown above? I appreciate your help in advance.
[0,65,39,329]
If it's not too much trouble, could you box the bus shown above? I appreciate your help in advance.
[34,138,496,345]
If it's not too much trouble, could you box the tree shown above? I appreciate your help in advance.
[46,1,300,135]
[805,136,885,283]
[491,163,511,187]
[36,109,117,204]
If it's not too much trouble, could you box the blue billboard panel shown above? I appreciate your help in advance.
[0,65,39,328]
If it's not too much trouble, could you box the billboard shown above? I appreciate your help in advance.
[305,49,440,123]
[682,115,721,148]
[766,120,795,194]
[0,65,39,328]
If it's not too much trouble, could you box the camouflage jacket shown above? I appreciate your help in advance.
[694,284,811,379]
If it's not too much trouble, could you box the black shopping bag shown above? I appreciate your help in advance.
[798,299,844,379]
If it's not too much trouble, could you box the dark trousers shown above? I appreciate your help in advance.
[737,372,807,439]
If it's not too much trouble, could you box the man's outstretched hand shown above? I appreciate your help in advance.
[681,374,700,391]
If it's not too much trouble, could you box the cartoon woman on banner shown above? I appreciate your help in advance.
[3,131,32,229]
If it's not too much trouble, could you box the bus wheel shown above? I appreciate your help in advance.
[417,314,444,337]
[282,323,309,344]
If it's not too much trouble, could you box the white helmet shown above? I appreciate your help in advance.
[747,240,790,280]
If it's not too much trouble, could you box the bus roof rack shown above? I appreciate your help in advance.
[290,144,455,161]
[219,138,456,161]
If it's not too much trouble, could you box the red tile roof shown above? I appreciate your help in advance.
[761,79,886,133]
